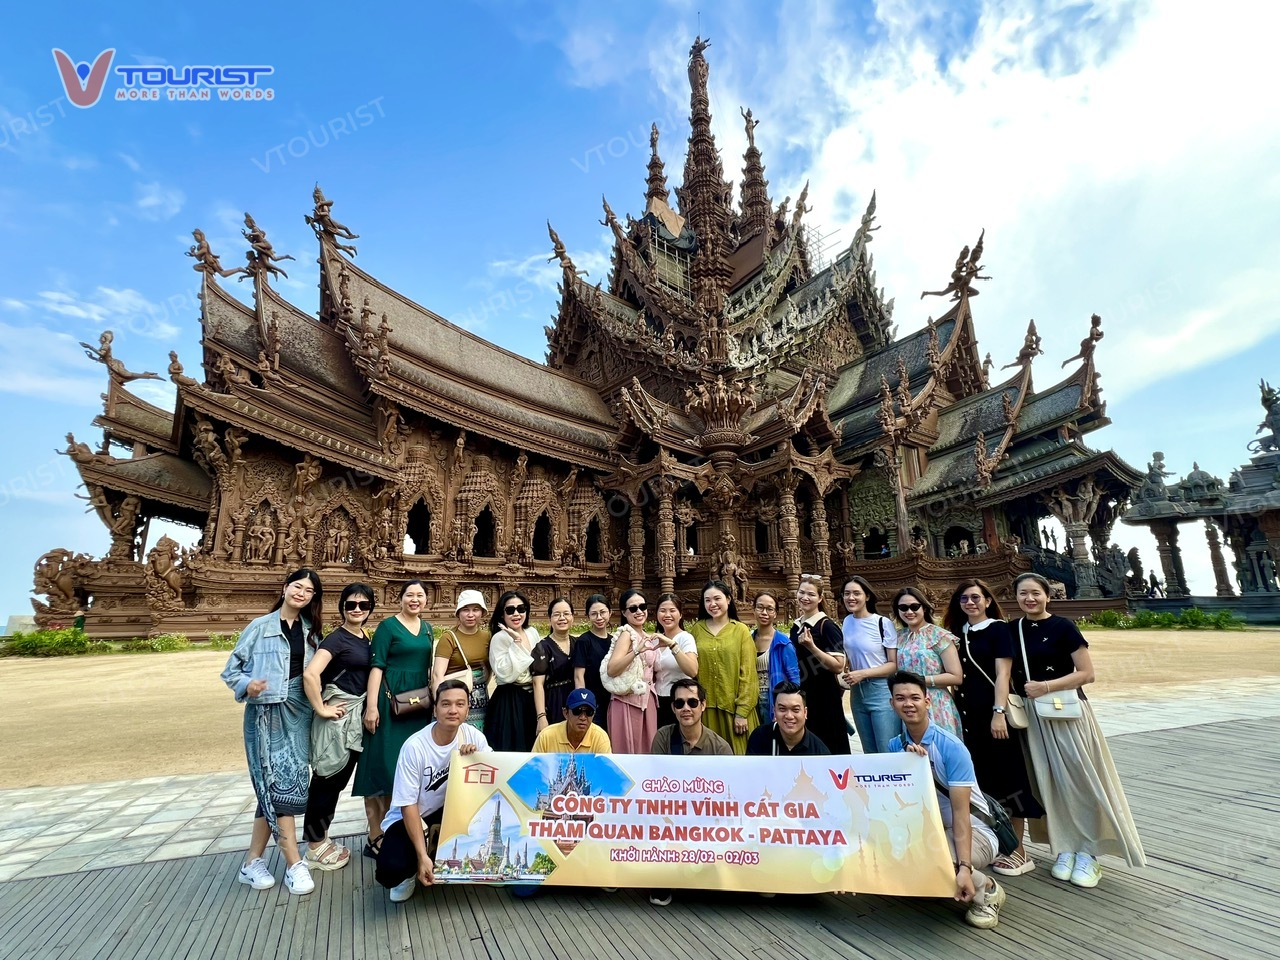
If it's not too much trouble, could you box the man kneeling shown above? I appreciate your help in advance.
[376,679,488,903]
[887,670,1007,929]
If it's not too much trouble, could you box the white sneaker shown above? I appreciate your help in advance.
[1069,852,1102,888]
[965,880,1006,929]
[1050,851,1076,881]
[389,877,416,902]
[238,857,274,890]
[284,860,314,895]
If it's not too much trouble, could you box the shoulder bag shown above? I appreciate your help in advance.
[601,627,648,696]
[962,623,1028,730]
[931,768,1019,857]
[387,678,432,718]
[1017,620,1082,720]
[439,630,475,693]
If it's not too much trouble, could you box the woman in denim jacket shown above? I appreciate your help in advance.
[221,568,324,895]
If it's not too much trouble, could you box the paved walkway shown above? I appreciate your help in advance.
[3,678,1279,884]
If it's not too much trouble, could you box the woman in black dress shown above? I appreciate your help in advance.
[944,578,1044,877]
[532,597,576,735]
[789,574,850,755]
[571,593,613,732]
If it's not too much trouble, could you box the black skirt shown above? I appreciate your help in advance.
[485,683,536,752]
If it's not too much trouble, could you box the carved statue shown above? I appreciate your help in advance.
[241,212,296,281]
[33,548,93,612]
[1136,452,1173,501]
[1000,320,1042,371]
[64,432,112,466]
[740,107,759,149]
[1253,379,1280,453]
[1062,313,1104,368]
[145,536,185,611]
[256,351,283,384]
[921,230,990,301]
[80,330,161,384]
[215,354,252,387]
[324,525,350,564]
[187,228,251,279]
[245,516,275,562]
[305,184,359,256]
[547,223,587,277]
[168,351,199,387]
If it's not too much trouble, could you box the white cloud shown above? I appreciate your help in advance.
[117,152,142,172]
[0,322,102,405]
[26,286,183,341]
[134,181,186,221]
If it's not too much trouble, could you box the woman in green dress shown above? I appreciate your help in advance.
[688,579,758,755]
[353,579,433,858]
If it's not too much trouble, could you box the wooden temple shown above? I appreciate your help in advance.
[33,39,1144,637]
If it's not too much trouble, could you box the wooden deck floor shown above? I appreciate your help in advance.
[2,718,1277,960]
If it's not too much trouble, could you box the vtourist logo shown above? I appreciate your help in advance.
[51,49,115,108]
[52,48,275,105]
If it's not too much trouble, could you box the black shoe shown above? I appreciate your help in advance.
[649,889,672,906]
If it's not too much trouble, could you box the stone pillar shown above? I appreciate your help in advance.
[627,501,645,591]
[1205,521,1234,598]
[1151,519,1189,598]
[1063,520,1101,598]
[654,480,677,595]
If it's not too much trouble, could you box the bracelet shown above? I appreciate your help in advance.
[536,712,546,719]
[927,675,934,688]
[956,861,972,871]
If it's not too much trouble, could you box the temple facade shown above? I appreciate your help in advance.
[33,40,1143,638]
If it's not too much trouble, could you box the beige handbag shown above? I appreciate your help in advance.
[601,627,648,696]
[1017,620,1082,720]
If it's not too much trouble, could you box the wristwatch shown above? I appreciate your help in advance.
[992,706,1006,714]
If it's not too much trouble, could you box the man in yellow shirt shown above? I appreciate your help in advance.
[531,688,612,754]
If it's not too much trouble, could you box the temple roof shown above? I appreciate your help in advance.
[74,451,212,513]
[961,443,1143,507]
[320,242,619,467]
[93,379,177,453]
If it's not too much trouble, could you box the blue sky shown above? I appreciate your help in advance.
[2,0,1277,621]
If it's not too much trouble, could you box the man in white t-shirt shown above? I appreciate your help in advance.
[375,679,488,903]
[887,670,1007,930]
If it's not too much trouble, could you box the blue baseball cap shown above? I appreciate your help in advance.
[565,688,597,712]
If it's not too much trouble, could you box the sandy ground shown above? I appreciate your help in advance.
[3,629,1278,789]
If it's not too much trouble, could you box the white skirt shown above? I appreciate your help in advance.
[1025,699,1146,866]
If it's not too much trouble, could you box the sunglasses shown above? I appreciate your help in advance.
[897,603,923,613]
[671,697,701,709]
[504,604,528,616]
[571,706,595,717]
[626,603,647,614]
[343,600,371,611]
[959,594,985,604]
[799,573,821,582]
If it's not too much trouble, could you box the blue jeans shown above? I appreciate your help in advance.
[849,677,900,753]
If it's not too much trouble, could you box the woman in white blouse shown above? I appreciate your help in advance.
[653,593,700,721]
[484,589,540,751]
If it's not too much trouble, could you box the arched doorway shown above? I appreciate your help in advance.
[405,499,432,555]
[473,507,496,557]
[532,513,553,561]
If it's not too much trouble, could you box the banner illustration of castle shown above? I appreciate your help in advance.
[435,750,957,896]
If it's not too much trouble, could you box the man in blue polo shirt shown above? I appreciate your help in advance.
[888,670,1007,929]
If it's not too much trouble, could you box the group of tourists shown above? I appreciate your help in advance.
[221,567,1145,931]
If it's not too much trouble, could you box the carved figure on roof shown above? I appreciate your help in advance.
[600,196,628,247]
[187,228,252,280]
[547,223,587,277]
[107,495,141,560]
[1062,313,1104,368]
[1136,451,1172,501]
[306,185,359,256]
[981,352,993,386]
[168,351,199,387]
[790,182,811,232]
[215,354,252,387]
[241,212,295,281]
[256,351,283,384]
[80,330,161,384]
[741,107,758,148]
[921,229,989,301]
[1001,319,1043,370]
[294,455,323,501]
[265,312,282,368]
[64,432,112,466]
[1252,379,1280,453]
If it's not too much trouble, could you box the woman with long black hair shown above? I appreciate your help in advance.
[485,589,540,751]
[221,568,324,895]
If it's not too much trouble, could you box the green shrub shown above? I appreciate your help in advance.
[207,632,240,650]
[1078,606,1247,630]
[122,633,192,653]
[3,627,92,657]
[1078,609,1130,629]
[1206,609,1245,629]
[1176,607,1209,628]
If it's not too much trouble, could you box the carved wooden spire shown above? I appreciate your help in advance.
[738,107,770,239]
[676,37,735,319]
[645,123,670,205]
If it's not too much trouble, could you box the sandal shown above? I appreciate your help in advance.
[991,849,1035,876]
[305,839,351,871]
[363,834,383,860]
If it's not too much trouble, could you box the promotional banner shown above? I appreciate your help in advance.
[436,750,956,896]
